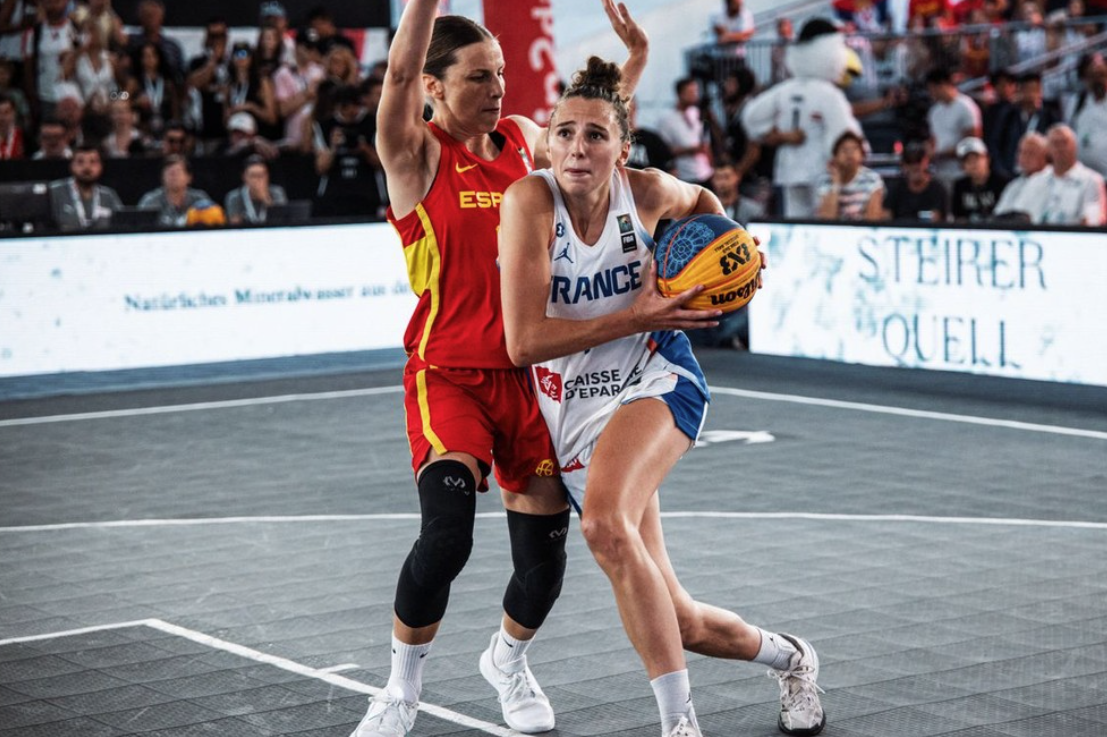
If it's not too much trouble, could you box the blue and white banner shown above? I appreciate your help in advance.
[0,223,416,377]
[747,222,1107,388]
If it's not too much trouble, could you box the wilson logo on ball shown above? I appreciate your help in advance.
[654,214,761,313]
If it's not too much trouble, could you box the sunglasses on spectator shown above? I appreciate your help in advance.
[233,49,251,59]
[165,135,186,144]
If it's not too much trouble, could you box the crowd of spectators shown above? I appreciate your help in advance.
[0,0,386,229]
[2,0,1106,234]
[638,0,1107,229]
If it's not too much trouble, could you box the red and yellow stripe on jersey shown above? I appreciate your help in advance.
[387,118,534,369]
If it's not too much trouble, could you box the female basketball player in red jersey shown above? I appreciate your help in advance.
[497,59,825,737]
[347,3,647,737]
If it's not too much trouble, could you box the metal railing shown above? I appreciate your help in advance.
[685,15,1107,97]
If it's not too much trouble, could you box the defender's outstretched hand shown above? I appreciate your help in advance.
[603,0,648,57]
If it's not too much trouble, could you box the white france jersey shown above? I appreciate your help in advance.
[529,168,709,474]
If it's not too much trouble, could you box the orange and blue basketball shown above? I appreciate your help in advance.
[654,214,761,313]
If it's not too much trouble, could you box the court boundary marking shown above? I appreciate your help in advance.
[0,618,515,737]
[2,384,1105,441]
[2,511,1105,533]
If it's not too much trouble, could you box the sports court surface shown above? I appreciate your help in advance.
[2,351,1106,737]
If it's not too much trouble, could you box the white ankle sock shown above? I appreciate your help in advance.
[752,628,798,671]
[385,635,432,702]
[492,625,532,673]
[650,669,697,735]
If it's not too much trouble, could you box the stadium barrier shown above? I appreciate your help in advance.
[747,221,1107,388]
[0,221,414,377]
[2,220,1104,389]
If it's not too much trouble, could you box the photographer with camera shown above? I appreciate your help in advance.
[185,17,230,153]
[312,83,382,219]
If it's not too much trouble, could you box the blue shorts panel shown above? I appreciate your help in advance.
[656,374,709,443]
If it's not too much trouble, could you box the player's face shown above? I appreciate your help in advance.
[549,97,628,196]
[431,41,505,134]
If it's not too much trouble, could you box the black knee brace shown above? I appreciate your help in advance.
[502,508,570,629]
[394,461,477,628]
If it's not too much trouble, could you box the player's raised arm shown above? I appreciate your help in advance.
[520,0,649,168]
[377,0,439,215]
[603,0,649,99]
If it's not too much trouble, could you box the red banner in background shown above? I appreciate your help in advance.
[482,0,559,125]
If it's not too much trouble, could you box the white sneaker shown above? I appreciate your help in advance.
[769,634,826,736]
[479,632,555,733]
[665,715,703,737]
[349,693,418,737]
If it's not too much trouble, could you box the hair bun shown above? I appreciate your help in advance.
[568,56,622,96]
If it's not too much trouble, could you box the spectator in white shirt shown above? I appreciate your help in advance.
[1019,124,1106,226]
[712,0,755,57]
[993,131,1048,220]
[815,131,884,220]
[273,30,325,152]
[657,77,714,186]
[926,67,982,189]
[1070,53,1107,179]
[23,0,79,121]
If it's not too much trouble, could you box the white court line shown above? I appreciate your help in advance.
[0,386,403,427]
[709,387,1107,441]
[318,663,361,674]
[0,618,515,737]
[2,510,1106,533]
[3,383,1104,441]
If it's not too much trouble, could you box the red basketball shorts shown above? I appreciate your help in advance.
[403,359,559,493]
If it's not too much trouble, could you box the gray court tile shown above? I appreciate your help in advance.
[912,694,1052,727]
[0,716,127,736]
[44,682,180,714]
[144,668,274,699]
[0,643,44,664]
[835,705,977,736]
[236,699,371,733]
[189,683,324,717]
[0,685,35,707]
[0,653,93,685]
[1071,702,1107,724]
[990,712,1107,736]
[3,359,1106,736]
[133,716,278,737]
[89,699,229,732]
[54,640,182,669]
[0,699,82,729]
[994,673,1107,710]
[5,668,133,699]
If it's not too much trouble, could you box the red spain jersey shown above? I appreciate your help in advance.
[387,118,534,369]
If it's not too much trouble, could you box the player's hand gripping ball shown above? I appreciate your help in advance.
[654,214,761,312]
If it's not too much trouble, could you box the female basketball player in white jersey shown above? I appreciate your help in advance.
[498,58,826,737]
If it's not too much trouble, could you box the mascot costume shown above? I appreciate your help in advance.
[742,18,863,218]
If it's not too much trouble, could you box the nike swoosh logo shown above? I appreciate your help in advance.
[455,162,479,174]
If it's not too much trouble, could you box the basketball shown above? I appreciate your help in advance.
[654,214,761,312]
